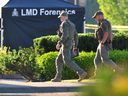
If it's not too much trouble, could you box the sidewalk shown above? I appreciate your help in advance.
[0,92,81,96]
[0,79,95,96]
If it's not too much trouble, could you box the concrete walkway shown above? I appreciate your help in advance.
[0,79,95,96]
[0,92,81,96]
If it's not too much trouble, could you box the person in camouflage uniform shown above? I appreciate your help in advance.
[51,11,87,82]
[92,11,120,74]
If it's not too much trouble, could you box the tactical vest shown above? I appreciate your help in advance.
[95,27,103,41]
[95,19,112,44]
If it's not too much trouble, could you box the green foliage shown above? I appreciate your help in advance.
[33,33,98,53]
[97,0,128,25]
[33,33,128,53]
[0,47,128,81]
[62,51,95,80]
[34,35,59,53]
[36,50,128,81]
[113,32,128,50]
[110,50,128,68]
[36,52,58,80]
[36,51,95,81]
[74,52,95,78]
[0,47,40,81]
[81,67,128,96]
[0,47,12,74]
[0,54,6,74]
[78,34,98,51]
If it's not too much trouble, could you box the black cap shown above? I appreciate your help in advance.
[58,11,68,18]
[92,11,103,18]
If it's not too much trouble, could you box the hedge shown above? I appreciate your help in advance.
[33,33,128,53]
[36,50,128,81]
[36,51,95,80]
[0,48,128,81]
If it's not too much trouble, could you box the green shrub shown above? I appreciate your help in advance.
[33,33,128,53]
[81,67,128,96]
[37,52,94,80]
[36,51,95,80]
[78,34,98,51]
[110,50,128,68]
[113,32,128,50]
[1,48,128,81]
[36,50,128,81]
[36,52,58,80]
[0,47,41,81]
[34,35,59,53]
[0,47,11,74]
[0,55,6,74]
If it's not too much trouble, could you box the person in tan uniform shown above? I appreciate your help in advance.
[92,11,121,74]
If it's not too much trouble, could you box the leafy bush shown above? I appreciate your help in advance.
[78,34,98,51]
[37,52,94,80]
[36,51,95,81]
[33,33,128,53]
[36,50,128,81]
[0,54,6,74]
[81,67,128,96]
[0,47,10,74]
[113,32,128,50]
[0,47,41,81]
[110,50,128,68]
[36,52,58,80]
[34,35,59,53]
[1,48,128,81]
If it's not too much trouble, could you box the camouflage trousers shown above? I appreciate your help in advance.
[55,46,85,79]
